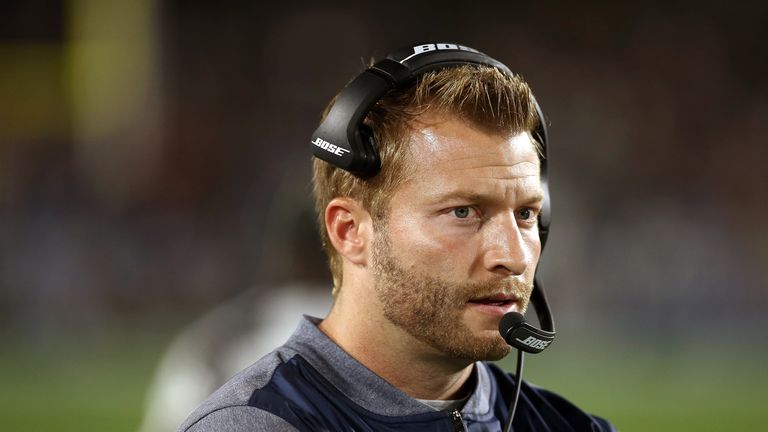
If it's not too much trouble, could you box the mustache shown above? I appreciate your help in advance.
[458,278,532,301]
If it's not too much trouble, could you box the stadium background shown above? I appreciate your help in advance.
[1,1,766,430]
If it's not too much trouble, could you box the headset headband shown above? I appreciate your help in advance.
[310,42,550,247]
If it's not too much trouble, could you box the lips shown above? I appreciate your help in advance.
[465,291,522,318]
[468,293,519,306]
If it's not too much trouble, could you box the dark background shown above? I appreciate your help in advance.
[1,1,766,431]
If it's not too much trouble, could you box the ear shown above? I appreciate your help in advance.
[325,197,372,267]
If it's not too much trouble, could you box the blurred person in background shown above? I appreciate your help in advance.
[139,281,332,432]
[138,174,333,432]
[178,43,614,431]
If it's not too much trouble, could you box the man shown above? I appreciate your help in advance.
[179,43,614,431]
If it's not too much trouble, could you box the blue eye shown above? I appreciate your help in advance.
[517,208,535,220]
[453,207,471,218]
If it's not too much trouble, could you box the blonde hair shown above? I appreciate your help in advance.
[312,64,540,295]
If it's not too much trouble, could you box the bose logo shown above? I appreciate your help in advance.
[516,336,552,350]
[312,137,350,157]
[412,43,480,56]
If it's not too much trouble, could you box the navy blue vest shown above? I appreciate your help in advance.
[248,354,613,432]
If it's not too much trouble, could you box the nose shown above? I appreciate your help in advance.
[482,212,533,276]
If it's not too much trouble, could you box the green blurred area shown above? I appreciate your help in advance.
[0,328,172,432]
[0,327,765,432]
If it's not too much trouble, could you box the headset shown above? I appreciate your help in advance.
[310,42,555,354]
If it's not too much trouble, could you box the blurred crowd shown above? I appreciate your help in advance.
[1,1,766,347]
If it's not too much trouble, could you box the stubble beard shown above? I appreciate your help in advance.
[371,230,532,362]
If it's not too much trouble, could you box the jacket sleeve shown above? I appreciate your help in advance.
[180,405,299,432]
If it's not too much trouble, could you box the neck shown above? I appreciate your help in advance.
[319,288,475,400]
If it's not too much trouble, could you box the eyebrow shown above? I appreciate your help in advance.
[427,190,545,206]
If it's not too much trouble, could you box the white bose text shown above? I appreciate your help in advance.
[312,137,350,157]
[412,43,480,56]
[515,336,551,350]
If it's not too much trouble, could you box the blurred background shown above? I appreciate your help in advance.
[1,1,766,431]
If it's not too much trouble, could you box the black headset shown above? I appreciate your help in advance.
[311,42,555,354]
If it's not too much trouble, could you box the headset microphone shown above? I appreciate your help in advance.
[497,277,556,432]
[499,279,556,354]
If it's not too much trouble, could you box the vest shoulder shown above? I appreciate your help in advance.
[179,405,298,432]
[179,348,299,431]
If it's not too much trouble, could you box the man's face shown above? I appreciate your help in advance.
[371,114,543,362]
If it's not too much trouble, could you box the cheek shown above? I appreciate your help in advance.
[521,229,542,270]
[387,214,478,274]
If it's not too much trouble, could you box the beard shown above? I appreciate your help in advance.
[371,230,532,362]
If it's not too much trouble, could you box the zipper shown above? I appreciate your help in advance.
[449,409,466,431]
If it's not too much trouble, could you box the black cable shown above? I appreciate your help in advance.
[502,349,525,432]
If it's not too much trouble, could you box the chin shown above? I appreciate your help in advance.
[444,334,512,362]
[474,343,512,362]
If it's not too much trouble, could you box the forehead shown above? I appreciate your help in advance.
[401,115,541,187]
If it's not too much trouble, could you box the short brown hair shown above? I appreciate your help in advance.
[312,64,540,294]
